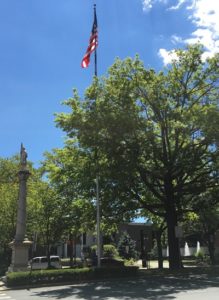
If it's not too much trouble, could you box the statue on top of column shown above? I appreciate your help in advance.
[20,143,27,169]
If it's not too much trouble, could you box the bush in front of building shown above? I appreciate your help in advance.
[103,244,119,258]
[117,232,139,260]
[91,244,119,258]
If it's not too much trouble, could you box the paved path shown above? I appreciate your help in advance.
[1,273,219,300]
[0,285,15,300]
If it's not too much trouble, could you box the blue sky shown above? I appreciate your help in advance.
[0,0,218,167]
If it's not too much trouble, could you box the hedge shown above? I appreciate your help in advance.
[6,266,139,287]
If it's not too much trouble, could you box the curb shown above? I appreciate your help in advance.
[0,281,8,291]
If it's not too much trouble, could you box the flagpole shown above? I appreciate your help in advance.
[96,175,101,268]
[93,3,101,268]
[94,4,97,77]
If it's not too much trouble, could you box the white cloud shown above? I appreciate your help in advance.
[141,0,219,63]
[171,34,183,44]
[186,0,219,58]
[185,0,196,10]
[185,28,216,51]
[158,0,219,64]
[158,48,179,65]
[142,0,190,12]
[142,0,153,12]
[168,0,187,11]
[142,0,168,12]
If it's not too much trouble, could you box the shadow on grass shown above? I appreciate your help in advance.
[30,267,219,300]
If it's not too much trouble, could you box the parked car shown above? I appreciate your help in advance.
[30,255,62,270]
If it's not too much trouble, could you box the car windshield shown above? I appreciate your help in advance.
[41,257,48,263]
[51,257,59,262]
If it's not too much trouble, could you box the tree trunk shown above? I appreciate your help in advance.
[73,235,77,265]
[69,233,73,268]
[208,234,215,265]
[166,203,182,269]
[156,230,164,269]
[46,243,51,268]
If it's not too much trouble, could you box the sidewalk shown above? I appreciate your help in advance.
[0,277,7,291]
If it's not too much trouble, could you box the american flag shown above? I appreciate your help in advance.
[81,8,98,68]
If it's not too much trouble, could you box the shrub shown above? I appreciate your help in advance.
[6,266,138,287]
[82,246,92,259]
[94,265,138,278]
[91,244,119,258]
[124,258,136,266]
[101,257,124,267]
[195,249,205,261]
[103,244,119,258]
[6,268,92,287]
[0,251,10,276]
[117,232,138,260]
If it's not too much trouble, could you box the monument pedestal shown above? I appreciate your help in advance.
[8,238,32,272]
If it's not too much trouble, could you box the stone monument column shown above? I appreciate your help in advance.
[8,144,32,272]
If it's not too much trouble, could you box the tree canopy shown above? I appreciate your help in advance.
[54,44,219,269]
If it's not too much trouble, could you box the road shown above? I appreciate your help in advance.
[1,273,219,299]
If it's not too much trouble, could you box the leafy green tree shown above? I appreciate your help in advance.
[0,157,19,269]
[42,145,97,264]
[42,141,136,235]
[0,153,72,271]
[54,44,219,269]
[64,198,95,267]
[33,185,65,258]
[0,156,51,267]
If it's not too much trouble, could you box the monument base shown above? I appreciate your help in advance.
[8,238,32,272]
